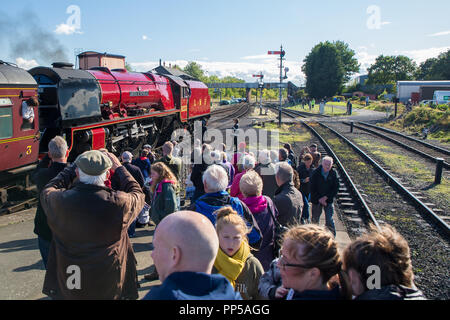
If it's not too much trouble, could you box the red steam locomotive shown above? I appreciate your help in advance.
[0,59,210,201]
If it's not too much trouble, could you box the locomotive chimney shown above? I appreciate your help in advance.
[52,62,74,69]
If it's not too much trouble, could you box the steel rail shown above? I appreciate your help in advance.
[301,121,381,230]
[359,121,450,156]
[318,122,450,237]
[343,121,450,170]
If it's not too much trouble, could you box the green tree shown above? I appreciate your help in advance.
[333,41,360,83]
[415,49,450,80]
[431,50,450,79]
[416,57,438,80]
[302,41,345,98]
[367,55,417,85]
[183,61,206,82]
[125,62,134,72]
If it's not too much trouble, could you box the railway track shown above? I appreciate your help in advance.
[343,121,450,170]
[264,103,330,119]
[300,121,449,299]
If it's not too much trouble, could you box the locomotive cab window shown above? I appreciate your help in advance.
[182,87,190,98]
[0,99,13,139]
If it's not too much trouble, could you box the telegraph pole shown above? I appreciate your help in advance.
[268,45,286,127]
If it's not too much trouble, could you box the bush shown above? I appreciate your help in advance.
[404,107,449,127]
[360,96,367,102]
[434,104,449,112]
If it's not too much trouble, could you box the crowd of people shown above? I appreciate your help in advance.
[31,135,426,300]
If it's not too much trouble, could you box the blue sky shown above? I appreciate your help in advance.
[1,0,449,84]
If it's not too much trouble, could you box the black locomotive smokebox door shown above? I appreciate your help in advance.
[58,79,101,121]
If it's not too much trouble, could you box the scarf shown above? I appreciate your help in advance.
[155,179,176,194]
[214,241,250,288]
[242,196,267,214]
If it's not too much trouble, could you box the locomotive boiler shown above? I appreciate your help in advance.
[29,62,210,161]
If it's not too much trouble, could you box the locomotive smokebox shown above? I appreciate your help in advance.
[29,65,102,127]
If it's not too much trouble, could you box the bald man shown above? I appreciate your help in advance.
[143,211,242,300]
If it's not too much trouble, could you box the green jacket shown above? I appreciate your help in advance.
[150,181,178,225]
[213,253,264,300]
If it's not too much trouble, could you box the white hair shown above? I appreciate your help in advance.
[202,164,228,193]
[48,136,68,159]
[270,150,278,163]
[242,155,256,170]
[77,168,108,186]
[322,156,334,164]
[258,149,271,165]
[210,150,222,164]
[276,161,293,184]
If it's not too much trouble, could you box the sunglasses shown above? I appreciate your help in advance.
[278,254,310,270]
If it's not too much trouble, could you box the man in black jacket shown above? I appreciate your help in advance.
[310,156,339,236]
[32,136,69,268]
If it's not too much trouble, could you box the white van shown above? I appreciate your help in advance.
[432,91,450,104]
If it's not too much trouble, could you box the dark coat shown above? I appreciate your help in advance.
[310,165,339,205]
[290,286,344,300]
[297,162,313,195]
[273,181,303,227]
[112,162,145,189]
[355,285,426,300]
[40,165,145,300]
[288,150,297,169]
[32,157,68,241]
[112,162,152,204]
[143,272,242,300]
[255,163,278,198]
[132,157,151,179]
[242,196,277,271]
[190,162,209,193]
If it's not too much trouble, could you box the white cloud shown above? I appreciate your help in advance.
[142,35,151,40]
[401,46,450,64]
[188,49,200,53]
[381,21,391,26]
[15,57,39,70]
[54,23,82,35]
[428,30,450,37]
[355,50,378,74]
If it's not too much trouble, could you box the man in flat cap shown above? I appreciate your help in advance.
[40,150,145,300]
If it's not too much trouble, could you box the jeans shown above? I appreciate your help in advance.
[128,219,137,238]
[300,192,311,224]
[38,236,51,269]
[311,202,336,237]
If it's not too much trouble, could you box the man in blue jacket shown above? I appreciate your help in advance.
[143,210,241,300]
[190,164,262,250]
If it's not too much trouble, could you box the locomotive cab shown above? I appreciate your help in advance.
[0,61,39,174]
